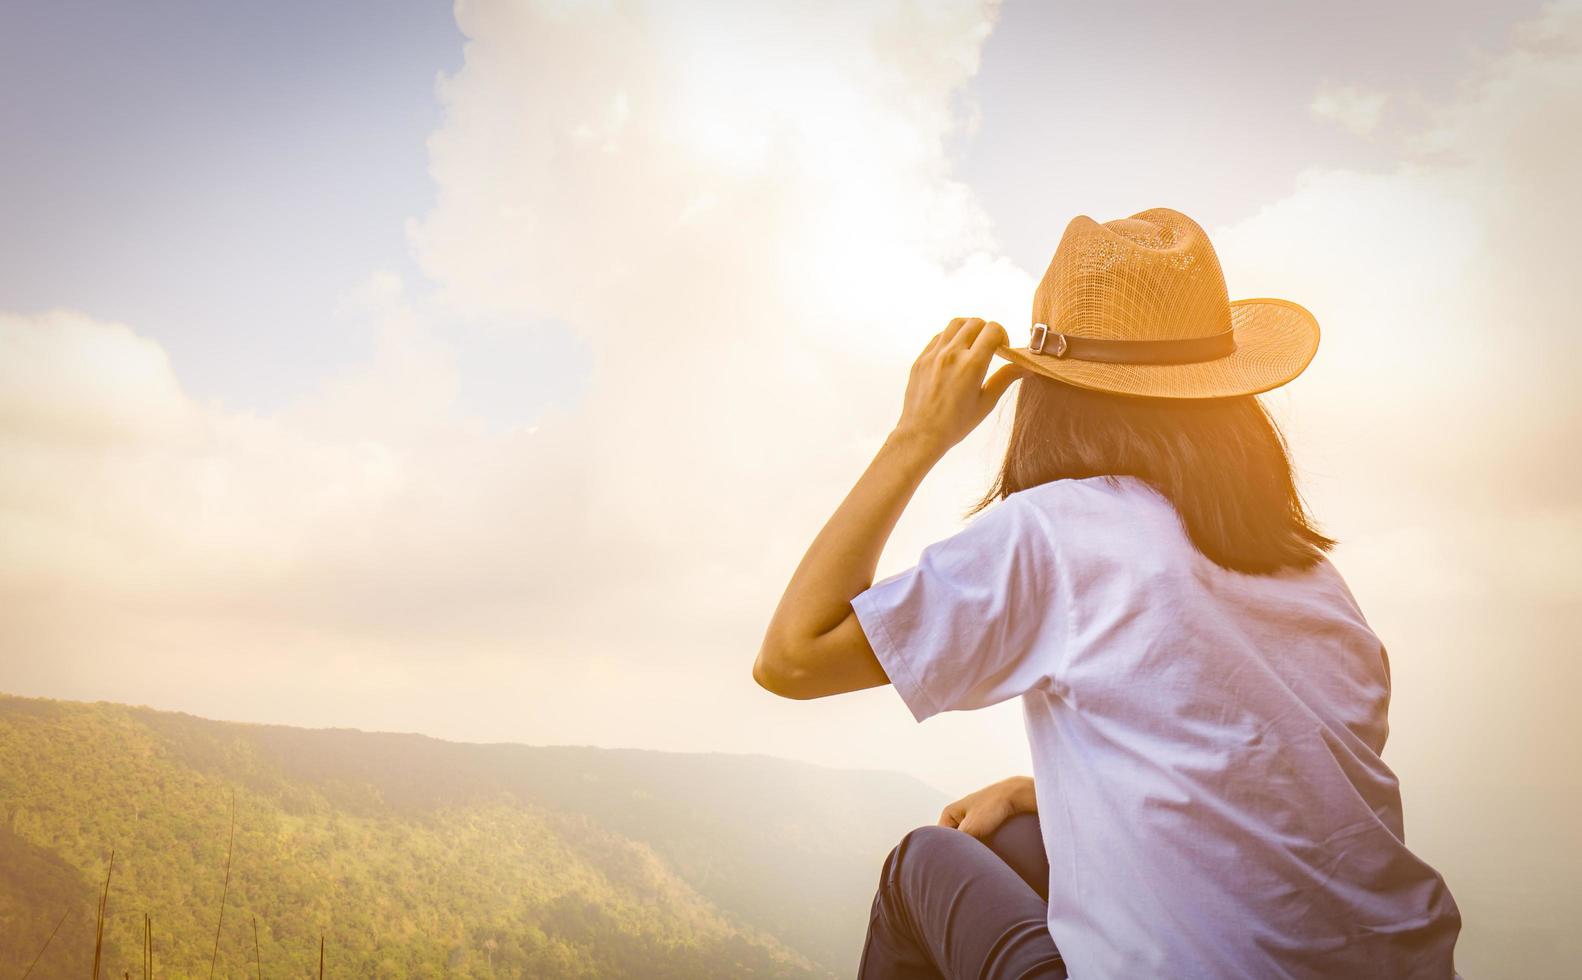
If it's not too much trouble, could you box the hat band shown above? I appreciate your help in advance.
[1028,323,1237,365]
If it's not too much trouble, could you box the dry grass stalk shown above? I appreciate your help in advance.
[20,906,70,979]
[92,849,116,980]
[207,789,237,980]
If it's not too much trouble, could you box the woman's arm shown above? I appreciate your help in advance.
[752,317,1024,700]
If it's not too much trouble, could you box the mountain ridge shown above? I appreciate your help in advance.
[0,692,944,978]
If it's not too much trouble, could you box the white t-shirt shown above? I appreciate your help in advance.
[851,474,1462,980]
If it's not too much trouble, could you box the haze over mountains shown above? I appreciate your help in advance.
[0,694,945,978]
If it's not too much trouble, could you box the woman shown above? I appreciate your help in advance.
[754,209,1462,979]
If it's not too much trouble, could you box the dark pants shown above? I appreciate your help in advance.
[857,813,1067,980]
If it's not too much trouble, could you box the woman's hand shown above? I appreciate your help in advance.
[938,775,1037,840]
[894,317,1026,461]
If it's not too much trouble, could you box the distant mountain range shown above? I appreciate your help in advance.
[0,693,945,978]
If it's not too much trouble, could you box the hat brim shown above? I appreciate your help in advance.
[994,298,1319,400]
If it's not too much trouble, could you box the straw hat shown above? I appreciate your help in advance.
[994,208,1319,399]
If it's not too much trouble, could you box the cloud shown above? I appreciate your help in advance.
[405,0,1041,649]
[0,289,537,611]
[1309,84,1389,135]
[1217,0,1582,523]
[0,310,193,446]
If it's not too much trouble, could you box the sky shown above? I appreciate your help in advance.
[2,1,1579,974]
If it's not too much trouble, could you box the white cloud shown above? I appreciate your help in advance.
[1310,83,1389,135]
[1219,1,1582,524]
[408,0,1040,640]
[0,310,194,445]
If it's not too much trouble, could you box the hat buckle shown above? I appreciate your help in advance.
[1028,324,1068,358]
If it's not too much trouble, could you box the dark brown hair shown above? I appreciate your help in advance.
[970,376,1334,574]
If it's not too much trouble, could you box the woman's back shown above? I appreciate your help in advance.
[853,473,1462,978]
[1019,474,1460,977]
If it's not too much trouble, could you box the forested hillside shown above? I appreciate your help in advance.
[0,694,944,978]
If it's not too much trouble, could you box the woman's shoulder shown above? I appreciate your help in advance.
[1009,474,1174,522]
[997,476,1183,566]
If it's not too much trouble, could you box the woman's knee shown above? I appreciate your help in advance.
[883,824,976,890]
[897,823,971,860]
[891,815,1040,868]
[982,811,1042,856]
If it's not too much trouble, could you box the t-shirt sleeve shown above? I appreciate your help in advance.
[850,494,1060,722]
